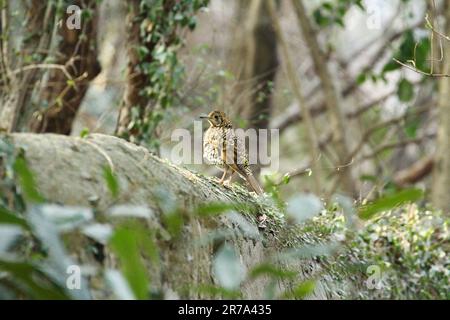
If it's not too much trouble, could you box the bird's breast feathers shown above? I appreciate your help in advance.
[203,127,250,171]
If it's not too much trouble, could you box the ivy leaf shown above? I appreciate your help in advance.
[313,9,330,27]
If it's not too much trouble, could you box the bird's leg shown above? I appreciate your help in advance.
[218,168,229,184]
[223,171,236,187]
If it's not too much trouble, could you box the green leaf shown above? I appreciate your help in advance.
[397,78,414,102]
[399,30,416,60]
[278,244,337,260]
[104,269,135,300]
[109,226,150,300]
[404,115,420,138]
[39,204,93,232]
[383,31,416,74]
[162,210,184,237]
[190,284,241,299]
[226,211,260,239]
[137,45,150,60]
[0,258,70,299]
[332,194,356,227]
[356,72,367,84]
[322,2,333,11]
[25,206,91,299]
[313,9,330,27]
[283,280,316,299]
[249,263,297,280]
[213,245,244,291]
[355,0,365,10]
[359,174,377,182]
[81,223,113,245]
[196,202,234,217]
[359,188,424,220]
[414,38,430,71]
[382,60,401,73]
[0,206,29,230]
[286,193,323,224]
[13,156,44,203]
[79,128,89,138]
[103,166,119,198]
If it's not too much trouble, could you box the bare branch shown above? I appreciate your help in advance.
[11,63,74,83]
[394,155,434,186]
[359,133,436,162]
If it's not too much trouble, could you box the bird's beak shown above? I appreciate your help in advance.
[199,114,209,119]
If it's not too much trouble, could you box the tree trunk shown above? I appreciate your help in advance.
[115,0,151,141]
[432,0,450,214]
[0,0,49,132]
[292,0,356,196]
[0,0,100,134]
[229,0,279,176]
[28,0,101,134]
[233,0,278,131]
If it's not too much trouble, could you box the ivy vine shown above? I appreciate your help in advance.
[122,0,209,150]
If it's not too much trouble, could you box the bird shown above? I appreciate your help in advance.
[200,110,264,195]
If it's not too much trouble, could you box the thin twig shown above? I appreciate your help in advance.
[393,58,450,77]
[11,63,73,81]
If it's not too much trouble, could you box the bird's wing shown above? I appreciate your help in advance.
[220,129,249,177]
[221,129,264,194]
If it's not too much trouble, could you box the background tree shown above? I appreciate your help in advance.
[232,0,278,130]
[292,0,355,196]
[116,0,209,152]
[0,0,100,134]
[228,0,278,175]
[431,0,450,213]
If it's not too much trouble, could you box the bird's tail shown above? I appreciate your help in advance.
[246,173,264,195]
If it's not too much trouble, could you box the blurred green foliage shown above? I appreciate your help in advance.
[0,136,447,300]
[313,0,364,28]
[353,205,449,299]
[103,165,120,199]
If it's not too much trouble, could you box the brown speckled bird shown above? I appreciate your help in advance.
[200,110,264,195]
